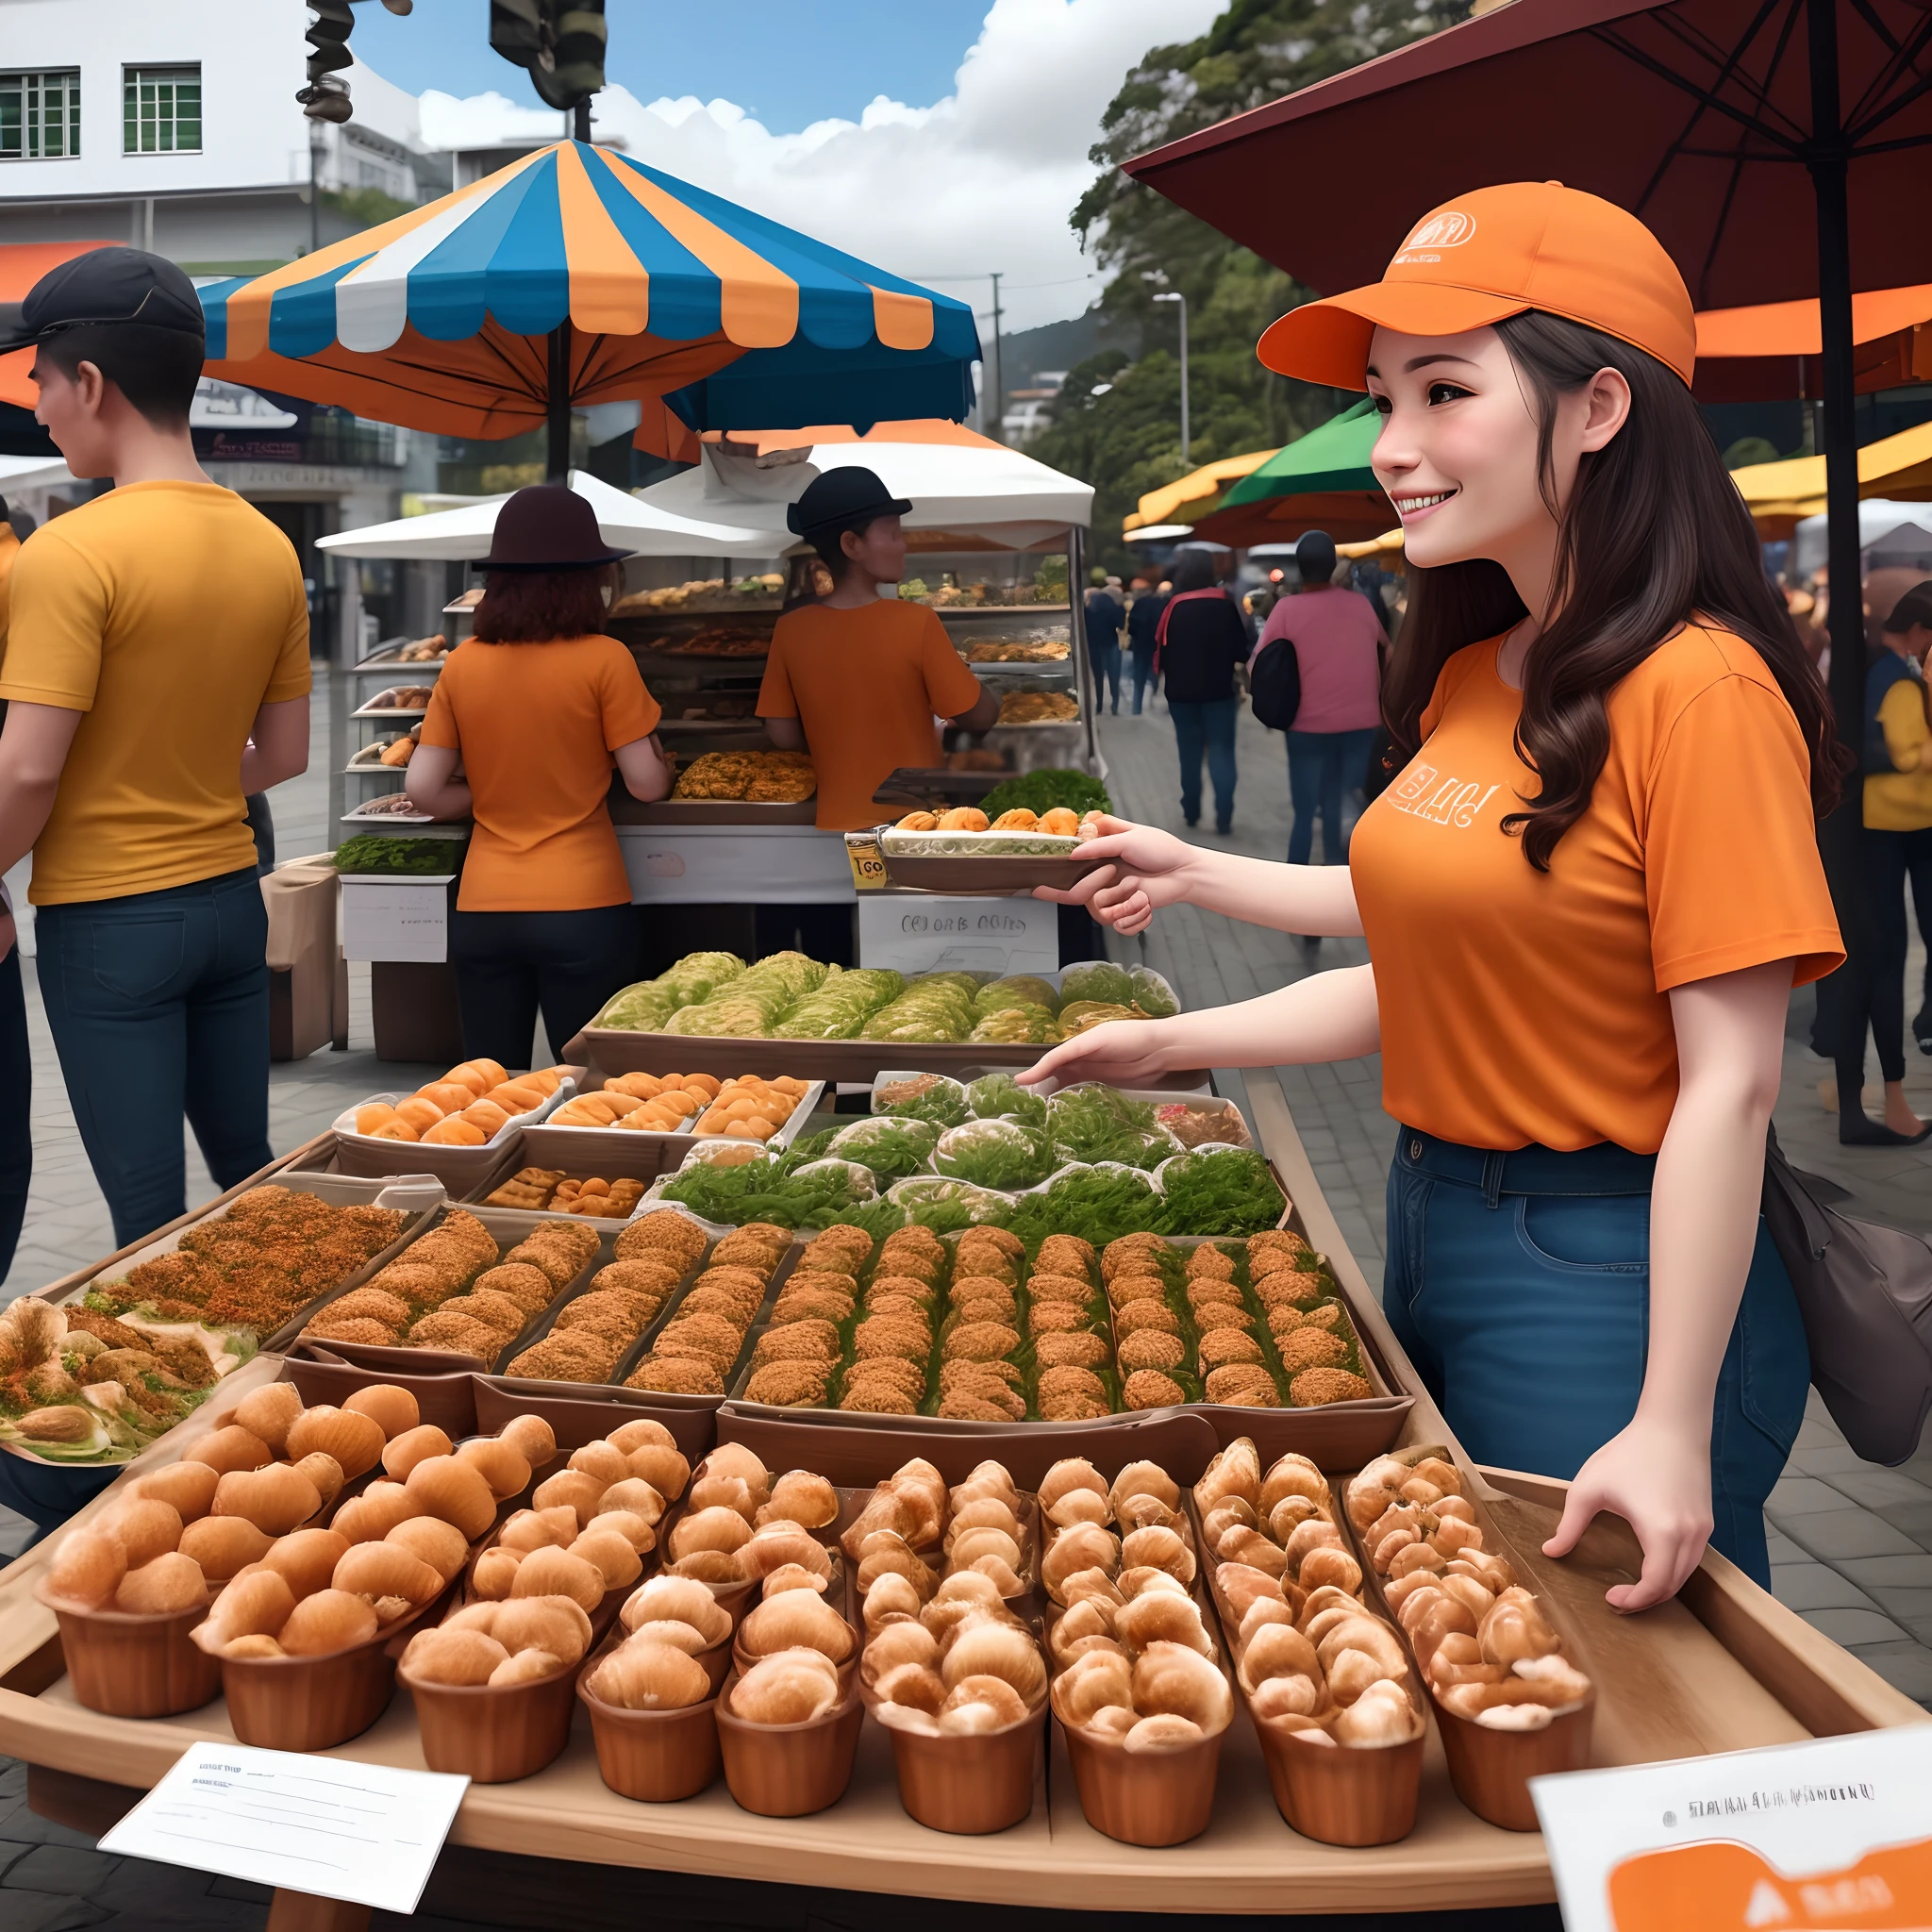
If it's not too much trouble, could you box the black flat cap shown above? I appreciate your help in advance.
[0,247,205,356]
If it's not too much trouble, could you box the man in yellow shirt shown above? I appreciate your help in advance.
[1866,584,1932,1070]
[0,502,25,1280]
[0,250,311,1244]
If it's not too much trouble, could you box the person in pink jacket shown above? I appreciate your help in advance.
[1256,529,1389,867]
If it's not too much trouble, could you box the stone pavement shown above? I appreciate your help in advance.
[0,676,1926,1928]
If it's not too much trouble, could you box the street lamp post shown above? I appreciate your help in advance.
[1152,289,1189,461]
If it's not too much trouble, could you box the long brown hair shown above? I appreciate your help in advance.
[473,563,617,643]
[1382,312,1842,869]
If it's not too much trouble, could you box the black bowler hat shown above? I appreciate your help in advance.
[476,485,634,572]
[785,464,912,541]
[0,246,205,355]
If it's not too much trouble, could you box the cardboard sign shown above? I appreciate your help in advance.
[845,833,889,891]
[1532,1727,1932,1932]
[99,1741,468,1915]
[339,877,451,963]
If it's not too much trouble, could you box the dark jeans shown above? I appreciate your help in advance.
[1384,1131,1809,1586]
[1170,696,1238,829]
[449,903,639,1068]
[1089,639,1122,712]
[37,867,274,1249]
[1287,725,1378,865]
[1129,646,1158,714]
[244,791,274,876]
[1859,824,1932,1074]
[0,946,29,1286]
[755,904,857,969]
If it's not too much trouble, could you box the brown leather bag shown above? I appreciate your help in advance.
[1761,1127,1932,1466]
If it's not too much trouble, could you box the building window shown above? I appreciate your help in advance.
[0,69,81,159]
[124,65,201,154]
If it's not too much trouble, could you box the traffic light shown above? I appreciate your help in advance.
[296,1,412,125]
[490,0,608,111]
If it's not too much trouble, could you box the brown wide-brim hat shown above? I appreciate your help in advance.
[476,484,634,572]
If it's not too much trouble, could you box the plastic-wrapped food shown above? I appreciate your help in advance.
[658,951,747,1006]
[1058,960,1136,1009]
[773,968,903,1040]
[970,1004,1060,1046]
[1058,1000,1145,1037]
[860,974,975,1044]
[886,1176,1013,1223]
[1048,1084,1175,1169]
[1128,964,1180,1019]
[972,974,1060,1020]
[931,1119,1055,1191]
[1156,1150,1286,1235]
[826,1115,941,1180]
[1156,1101,1252,1150]
[966,1073,1047,1128]
[872,1073,969,1127]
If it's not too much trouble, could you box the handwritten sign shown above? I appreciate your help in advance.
[99,1742,468,1915]
[1532,1727,1932,1932]
[844,834,889,891]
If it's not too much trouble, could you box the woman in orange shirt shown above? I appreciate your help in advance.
[1026,185,1843,1607]
[407,487,670,1066]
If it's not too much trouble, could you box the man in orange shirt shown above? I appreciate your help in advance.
[756,467,996,959]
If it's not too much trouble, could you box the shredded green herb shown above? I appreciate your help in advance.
[931,1120,1055,1190]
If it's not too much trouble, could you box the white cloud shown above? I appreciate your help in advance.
[415,0,1227,334]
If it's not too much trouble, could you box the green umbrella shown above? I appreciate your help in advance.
[1192,397,1391,546]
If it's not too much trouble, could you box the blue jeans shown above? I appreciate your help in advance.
[1383,1131,1809,1587]
[1129,646,1158,714]
[1088,639,1123,711]
[1287,725,1377,865]
[37,867,275,1248]
[1171,696,1238,829]
[0,945,29,1287]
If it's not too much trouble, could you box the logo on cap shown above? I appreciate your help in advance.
[1403,210,1476,252]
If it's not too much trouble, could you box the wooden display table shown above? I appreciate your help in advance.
[0,1091,1920,1927]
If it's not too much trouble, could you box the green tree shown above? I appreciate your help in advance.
[1034,0,1468,570]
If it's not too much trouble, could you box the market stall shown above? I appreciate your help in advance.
[0,1008,1919,1928]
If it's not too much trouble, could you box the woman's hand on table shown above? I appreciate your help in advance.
[1542,1414,1714,1611]
[1034,815,1203,936]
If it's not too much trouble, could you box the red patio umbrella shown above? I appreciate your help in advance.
[1119,0,1932,776]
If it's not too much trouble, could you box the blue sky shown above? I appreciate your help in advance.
[352,0,997,130]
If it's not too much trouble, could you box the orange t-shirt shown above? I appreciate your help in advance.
[757,599,983,831]
[1349,625,1841,1154]
[419,634,659,912]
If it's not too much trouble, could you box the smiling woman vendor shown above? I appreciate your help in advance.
[407,487,671,1066]
[1024,185,1842,1612]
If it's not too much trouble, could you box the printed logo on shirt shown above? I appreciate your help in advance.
[1385,762,1501,828]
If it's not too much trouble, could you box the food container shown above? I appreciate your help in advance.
[1249,1702,1426,1847]
[881,1707,1043,1835]
[34,1587,221,1720]
[404,1651,581,1783]
[714,1667,864,1817]
[327,1080,577,1188]
[507,1126,694,1193]
[872,826,1105,895]
[576,1672,723,1802]
[1050,1684,1226,1847]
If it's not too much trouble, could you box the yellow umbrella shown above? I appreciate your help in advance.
[1731,420,1932,535]
[1123,447,1279,534]
[1336,527,1404,559]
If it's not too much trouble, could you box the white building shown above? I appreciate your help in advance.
[0,0,445,269]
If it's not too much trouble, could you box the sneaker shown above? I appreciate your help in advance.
[1915,1008,1932,1056]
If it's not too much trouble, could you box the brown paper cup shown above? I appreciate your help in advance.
[38,1591,221,1719]
[1430,1690,1595,1831]
[714,1669,863,1817]
[576,1677,723,1803]
[884,1709,1042,1835]
[1055,1711,1225,1847]
[404,1657,580,1782]
[1253,1714,1424,1846]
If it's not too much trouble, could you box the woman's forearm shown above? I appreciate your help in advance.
[1641,964,1791,1435]
[1178,850,1365,937]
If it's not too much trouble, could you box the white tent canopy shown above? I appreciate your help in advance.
[316,470,786,563]
[638,439,1092,552]
[1794,498,1932,575]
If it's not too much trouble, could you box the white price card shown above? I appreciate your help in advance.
[99,1741,468,1915]
[1531,1725,1932,1932]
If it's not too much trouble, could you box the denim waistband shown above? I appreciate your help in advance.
[1395,1128,1657,1205]
[37,867,260,917]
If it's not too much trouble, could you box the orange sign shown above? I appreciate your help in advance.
[1610,1836,1932,1929]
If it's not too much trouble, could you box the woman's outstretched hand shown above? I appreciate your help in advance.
[1541,1415,1714,1611]
[1018,1016,1182,1091]
[1034,814,1203,936]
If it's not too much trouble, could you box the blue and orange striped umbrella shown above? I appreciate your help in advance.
[199,140,980,462]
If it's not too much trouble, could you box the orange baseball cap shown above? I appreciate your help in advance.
[1257,182,1696,390]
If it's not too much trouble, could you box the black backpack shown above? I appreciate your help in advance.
[1249,636,1301,732]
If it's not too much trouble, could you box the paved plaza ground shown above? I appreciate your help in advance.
[0,672,1926,1927]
